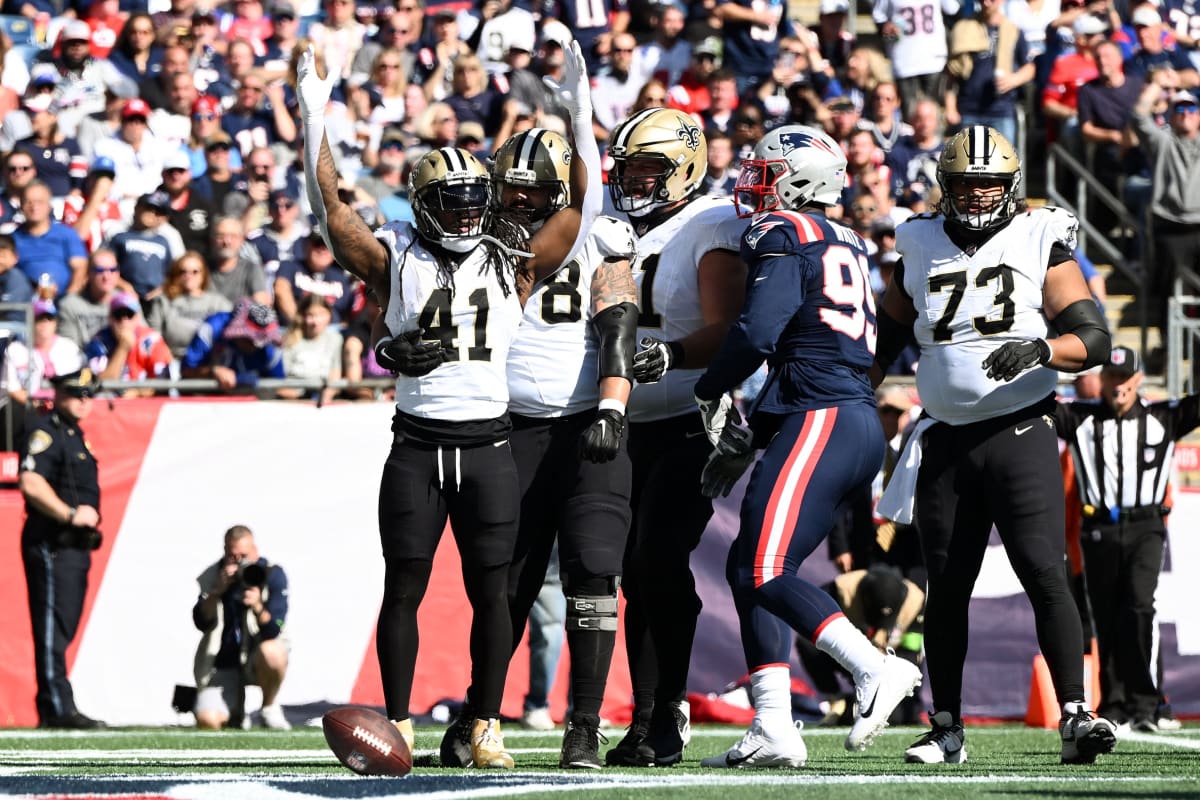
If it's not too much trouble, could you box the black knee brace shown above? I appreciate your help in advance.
[564,575,620,632]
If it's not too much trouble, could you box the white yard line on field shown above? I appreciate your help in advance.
[0,772,1197,800]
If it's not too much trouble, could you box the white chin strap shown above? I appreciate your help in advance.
[439,235,482,253]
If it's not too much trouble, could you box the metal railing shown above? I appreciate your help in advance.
[1045,143,1150,359]
[0,302,33,452]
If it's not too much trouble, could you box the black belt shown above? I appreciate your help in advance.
[1082,505,1167,524]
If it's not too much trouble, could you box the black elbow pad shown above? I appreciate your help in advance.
[875,307,916,374]
[1051,299,1111,369]
[591,301,639,382]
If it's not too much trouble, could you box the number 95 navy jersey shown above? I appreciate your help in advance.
[696,210,877,414]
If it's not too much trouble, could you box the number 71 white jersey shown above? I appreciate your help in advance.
[897,208,1077,425]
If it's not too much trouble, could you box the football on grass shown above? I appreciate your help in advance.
[322,706,412,776]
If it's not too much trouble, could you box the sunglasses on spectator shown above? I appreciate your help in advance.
[735,116,762,125]
[7,164,34,172]
[193,113,218,121]
[1174,102,1199,113]
[614,47,634,53]
[112,309,137,320]
[272,199,296,209]
[93,265,119,273]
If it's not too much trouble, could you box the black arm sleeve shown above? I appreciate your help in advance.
[1050,298,1111,370]
[591,301,638,382]
[875,306,916,374]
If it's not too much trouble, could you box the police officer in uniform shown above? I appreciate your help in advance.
[18,367,106,729]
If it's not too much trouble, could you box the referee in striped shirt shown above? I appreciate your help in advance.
[1054,346,1200,731]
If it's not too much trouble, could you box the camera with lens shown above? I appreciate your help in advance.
[237,559,268,588]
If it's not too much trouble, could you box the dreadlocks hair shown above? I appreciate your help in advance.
[395,212,532,303]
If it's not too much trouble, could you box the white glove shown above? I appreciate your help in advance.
[696,393,752,451]
[543,40,592,129]
[700,433,756,499]
[296,45,337,124]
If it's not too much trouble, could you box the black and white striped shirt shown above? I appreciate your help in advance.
[1054,395,1200,514]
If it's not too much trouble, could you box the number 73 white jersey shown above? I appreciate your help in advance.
[897,208,1078,425]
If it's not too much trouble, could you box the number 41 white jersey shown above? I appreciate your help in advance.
[897,207,1078,425]
[376,221,522,422]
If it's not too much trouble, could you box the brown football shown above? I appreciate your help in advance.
[322,706,412,776]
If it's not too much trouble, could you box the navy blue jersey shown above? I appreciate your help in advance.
[695,210,876,414]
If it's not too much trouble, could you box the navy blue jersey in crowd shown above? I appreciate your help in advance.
[536,0,626,67]
[694,210,877,416]
[15,137,85,199]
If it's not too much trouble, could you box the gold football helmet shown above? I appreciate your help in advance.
[936,125,1022,231]
[409,147,492,252]
[491,128,571,229]
[608,107,707,216]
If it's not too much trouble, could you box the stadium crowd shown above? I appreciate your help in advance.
[2,0,1194,771]
[0,0,1196,401]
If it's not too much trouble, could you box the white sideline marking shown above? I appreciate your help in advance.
[1117,730,1200,749]
[0,747,564,762]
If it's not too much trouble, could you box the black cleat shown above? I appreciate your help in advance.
[39,711,106,730]
[605,716,654,766]
[560,721,606,769]
[647,699,691,766]
[439,701,474,767]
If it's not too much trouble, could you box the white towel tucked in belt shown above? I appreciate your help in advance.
[876,416,938,525]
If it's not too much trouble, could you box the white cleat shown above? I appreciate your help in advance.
[260,704,291,731]
[904,711,967,764]
[699,719,807,769]
[1060,708,1116,765]
[846,652,923,751]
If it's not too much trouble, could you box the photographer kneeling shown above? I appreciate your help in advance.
[192,525,291,730]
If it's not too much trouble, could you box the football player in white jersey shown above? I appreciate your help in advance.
[872,126,1116,765]
[296,41,601,769]
[440,128,641,770]
[603,107,751,767]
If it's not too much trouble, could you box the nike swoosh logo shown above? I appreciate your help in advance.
[861,689,879,719]
[685,431,706,439]
[755,276,768,282]
[726,747,762,766]
[1015,425,1033,436]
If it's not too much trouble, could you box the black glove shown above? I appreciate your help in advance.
[580,408,625,463]
[374,330,447,377]
[632,337,677,384]
[982,338,1052,382]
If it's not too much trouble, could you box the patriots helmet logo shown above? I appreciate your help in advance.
[744,220,784,249]
[777,130,839,158]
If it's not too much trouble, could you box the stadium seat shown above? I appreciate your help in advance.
[0,14,34,45]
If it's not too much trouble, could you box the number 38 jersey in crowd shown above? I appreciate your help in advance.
[375,221,522,422]
[896,207,1078,425]
[508,215,638,418]
[627,195,749,422]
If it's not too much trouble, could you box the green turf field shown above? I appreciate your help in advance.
[1,723,1197,799]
